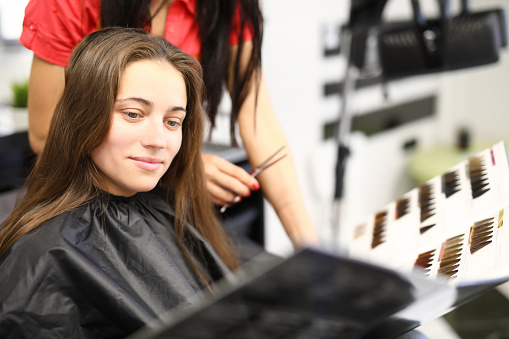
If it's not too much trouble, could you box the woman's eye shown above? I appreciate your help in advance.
[125,112,140,119]
[165,120,181,129]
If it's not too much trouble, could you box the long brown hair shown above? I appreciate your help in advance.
[0,27,238,273]
[100,0,263,145]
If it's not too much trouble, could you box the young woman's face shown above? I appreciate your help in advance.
[91,59,187,197]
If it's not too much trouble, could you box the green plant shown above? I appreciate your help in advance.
[11,79,29,108]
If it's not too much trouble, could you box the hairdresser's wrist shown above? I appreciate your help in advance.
[275,201,320,249]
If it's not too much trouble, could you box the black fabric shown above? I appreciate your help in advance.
[0,192,233,339]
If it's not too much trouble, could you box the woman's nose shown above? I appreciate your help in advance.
[140,120,167,149]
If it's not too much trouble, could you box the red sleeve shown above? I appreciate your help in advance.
[229,3,254,46]
[19,0,100,67]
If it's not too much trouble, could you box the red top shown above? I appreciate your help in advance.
[19,0,253,66]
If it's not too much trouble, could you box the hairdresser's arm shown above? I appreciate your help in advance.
[231,43,319,248]
[27,55,65,154]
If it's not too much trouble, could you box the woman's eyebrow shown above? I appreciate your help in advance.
[116,97,153,107]
[170,106,187,113]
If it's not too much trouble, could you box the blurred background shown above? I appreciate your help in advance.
[262,0,509,257]
[1,0,509,338]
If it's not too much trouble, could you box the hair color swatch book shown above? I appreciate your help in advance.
[128,247,455,339]
[348,141,509,288]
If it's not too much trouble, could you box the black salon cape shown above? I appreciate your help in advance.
[0,192,233,338]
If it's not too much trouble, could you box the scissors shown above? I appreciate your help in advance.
[220,145,288,213]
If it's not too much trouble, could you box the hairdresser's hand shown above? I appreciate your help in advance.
[202,153,260,206]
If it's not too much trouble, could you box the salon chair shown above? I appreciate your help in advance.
[0,131,34,193]
[0,131,35,222]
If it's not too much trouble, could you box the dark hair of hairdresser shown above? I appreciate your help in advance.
[0,28,238,277]
[100,0,263,145]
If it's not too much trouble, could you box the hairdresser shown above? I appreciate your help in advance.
[20,0,318,248]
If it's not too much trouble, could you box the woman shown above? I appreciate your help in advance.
[20,0,319,247]
[0,27,238,338]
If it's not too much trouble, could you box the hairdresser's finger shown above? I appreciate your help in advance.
[220,171,254,198]
[202,153,247,196]
[220,161,260,191]
[206,181,237,206]
[202,153,259,195]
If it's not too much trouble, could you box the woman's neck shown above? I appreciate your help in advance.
[150,0,174,37]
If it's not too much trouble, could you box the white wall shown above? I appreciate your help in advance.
[260,0,349,255]
[0,1,32,135]
[0,0,31,104]
[260,0,441,254]
[438,0,509,145]
[0,45,31,105]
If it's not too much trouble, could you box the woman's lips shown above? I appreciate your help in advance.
[130,157,163,171]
